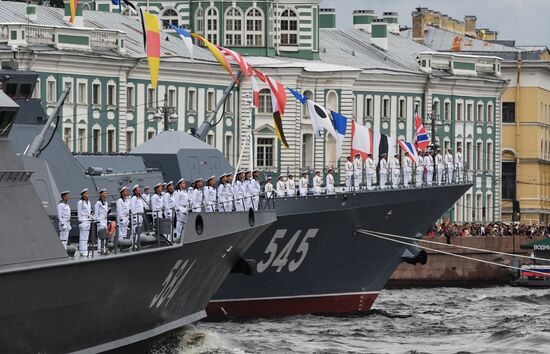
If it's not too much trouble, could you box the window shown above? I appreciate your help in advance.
[77,82,86,104]
[466,141,472,170]
[168,89,176,108]
[32,79,40,99]
[487,142,493,171]
[126,86,134,108]
[107,129,115,153]
[188,89,196,111]
[126,130,134,152]
[444,101,450,120]
[245,8,263,46]
[47,80,56,103]
[476,194,482,222]
[302,90,313,118]
[258,89,272,114]
[414,100,421,116]
[382,98,390,118]
[225,7,243,46]
[466,194,472,222]
[365,97,373,118]
[92,128,100,153]
[161,8,178,29]
[477,103,484,122]
[207,133,214,146]
[486,194,492,221]
[64,82,72,104]
[226,93,233,113]
[107,84,115,106]
[487,104,494,123]
[63,127,72,149]
[147,130,155,140]
[476,142,482,170]
[457,102,463,121]
[225,134,233,162]
[466,103,473,122]
[205,7,218,43]
[502,161,516,199]
[195,8,204,35]
[502,102,515,123]
[280,9,298,45]
[398,98,406,119]
[256,137,274,167]
[92,83,101,105]
[432,100,439,119]
[147,88,156,109]
[77,128,86,153]
[302,133,313,168]
[207,91,215,112]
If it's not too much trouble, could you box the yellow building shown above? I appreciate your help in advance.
[406,8,550,223]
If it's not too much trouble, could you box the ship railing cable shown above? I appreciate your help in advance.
[355,229,550,277]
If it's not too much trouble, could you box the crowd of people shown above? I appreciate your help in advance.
[427,222,550,238]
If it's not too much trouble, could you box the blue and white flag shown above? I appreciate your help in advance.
[169,24,194,61]
[398,140,419,162]
[306,99,336,139]
[288,88,308,104]
[330,110,348,160]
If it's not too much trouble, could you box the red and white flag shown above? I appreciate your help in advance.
[350,120,373,160]
[218,46,252,80]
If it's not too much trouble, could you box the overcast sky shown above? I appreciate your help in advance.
[319,0,550,47]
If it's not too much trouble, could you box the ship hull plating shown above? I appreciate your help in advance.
[0,212,273,354]
[208,184,470,317]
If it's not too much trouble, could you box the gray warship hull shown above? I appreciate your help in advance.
[208,184,470,317]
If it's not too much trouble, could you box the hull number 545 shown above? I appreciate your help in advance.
[257,229,319,273]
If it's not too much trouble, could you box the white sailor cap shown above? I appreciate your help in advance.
[61,190,70,196]
[315,170,321,174]
[226,172,234,177]
[252,168,259,173]
[98,188,107,194]
[267,176,272,180]
[132,184,140,192]
[80,188,89,195]
[154,183,163,189]
[166,181,174,187]
[144,186,151,190]
[246,169,253,174]
[207,175,216,182]
[119,186,129,193]
[278,175,284,179]
[177,178,185,185]
[219,173,227,179]
[192,177,203,184]
[237,170,245,175]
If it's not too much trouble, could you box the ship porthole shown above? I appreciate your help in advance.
[195,215,204,235]
[248,208,255,227]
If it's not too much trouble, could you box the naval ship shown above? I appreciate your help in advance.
[5,65,470,318]
[0,70,276,353]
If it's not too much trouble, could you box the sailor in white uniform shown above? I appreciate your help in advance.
[94,188,109,254]
[326,168,335,195]
[313,170,323,195]
[77,188,92,257]
[204,176,218,212]
[402,153,412,187]
[151,183,164,226]
[264,176,274,198]
[379,153,388,189]
[175,178,189,239]
[415,150,424,187]
[117,186,130,240]
[345,156,353,192]
[233,171,246,211]
[353,153,362,191]
[57,191,71,250]
[243,170,253,210]
[251,169,261,210]
[445,148,454,184]
[163,182,176,227]
[456,146,464,182]
[390,153,400,189]
[217,174,228,212]
[130,185,145,243]
[299,172,309,196]
[286,174,296,197]
[365,153,375,191]
[276,175,286,197]
[435,149,444,185]
[424,151,434,186]
[191,178,205,212]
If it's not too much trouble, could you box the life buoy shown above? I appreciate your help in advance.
[107,221,117,238]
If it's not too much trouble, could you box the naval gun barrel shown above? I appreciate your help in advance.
[25,87,70,158]
[194,71,244,141]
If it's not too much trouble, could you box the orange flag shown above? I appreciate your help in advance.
[191,33,237,82]
[140,10,160,89]
[266,75,289,148]
[69,0,78,24]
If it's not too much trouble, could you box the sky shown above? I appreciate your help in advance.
[319,0,550,47]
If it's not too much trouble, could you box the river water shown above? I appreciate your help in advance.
[138,286,550,353]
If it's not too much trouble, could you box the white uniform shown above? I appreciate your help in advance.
[175,189,189,239]
[57,201,71,249]
[424,155,434,186]
[233,180,245,211]
[326,173,335,194]
[116,197,130,239]
[163,192,176,221]
[365,157,375,190]
[313,175,323,195]
[445,152,454,183]
[456,151,463,182]
[243,179,253,210]
[299,176,309,196]
[77,199,92,256]
[353,157,362,190]
[264,182,274,198]
[225,183,235,211]
[286,179,296,197]
[204,186,217,212]
[345,161,353,192]
[390,156,400,189]
[151,193,164,219]
[250,178,261,210]
[415,154,424,187]
[94,199,109,252]
[191,188,204,212]
[435,153,444,185]
[403,156,412,187]
[276,180,286,197]
[130,195,145,241]
[142,193,151,211]
[379,157,388,189]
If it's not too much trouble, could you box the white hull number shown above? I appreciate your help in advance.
[257,229,319,273]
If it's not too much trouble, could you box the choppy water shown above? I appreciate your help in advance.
[139,286,550,353]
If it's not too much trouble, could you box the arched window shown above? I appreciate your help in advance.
[302,90,313,118]
[225,7,243,46]
[280,9,298,45]
[246,8,263,46]
[205,7,218,43]
[258,88,272,114]
[326,91,338,111]
[195,8,204,34]
[161,8,179,29]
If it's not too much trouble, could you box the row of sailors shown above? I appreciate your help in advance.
[57,170,262,256]
[264,169,337,197]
